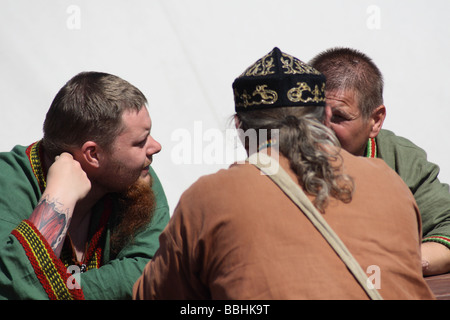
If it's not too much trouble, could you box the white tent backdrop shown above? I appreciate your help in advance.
[1,0,449,213]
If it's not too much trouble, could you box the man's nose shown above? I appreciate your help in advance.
[147,135,162,156]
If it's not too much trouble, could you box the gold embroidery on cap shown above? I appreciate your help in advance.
[287,82,325,103]
[241,51,276,77]
[235,85,278,108]
[281,52,321,75]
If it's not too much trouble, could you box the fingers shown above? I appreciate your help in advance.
[55,152,73,161]
[47,152,91,204]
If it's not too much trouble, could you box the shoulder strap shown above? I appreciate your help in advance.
[248,152,383,300]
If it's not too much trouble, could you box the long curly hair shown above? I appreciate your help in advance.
[236,106,354,212]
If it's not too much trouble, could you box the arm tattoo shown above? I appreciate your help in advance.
[29,196,70,253]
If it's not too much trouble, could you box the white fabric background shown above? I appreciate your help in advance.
[1,0,449,213]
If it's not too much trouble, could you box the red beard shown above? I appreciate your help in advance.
[110,177,156,256]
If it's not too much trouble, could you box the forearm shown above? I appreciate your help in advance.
[421,242,450,276]
[27,152,90,257]
[28,195,72,257]
[6,219,85,300]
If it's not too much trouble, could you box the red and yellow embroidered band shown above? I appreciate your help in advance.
[423,235,450,249]
[365,137,377,158]
[83,198,112,269]
[12,220,84,300]
[61,197,112,272]
[19,141,113,298]
[26,141,47,193]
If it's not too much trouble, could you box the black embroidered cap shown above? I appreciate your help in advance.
[233,47,326,112]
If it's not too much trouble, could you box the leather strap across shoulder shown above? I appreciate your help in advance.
[248,152,383,300]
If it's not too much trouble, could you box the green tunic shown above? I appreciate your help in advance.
[373,129,450,246]
[0,142,170,300]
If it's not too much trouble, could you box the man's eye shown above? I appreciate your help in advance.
[136,138,147,147]
[331,114,348,123]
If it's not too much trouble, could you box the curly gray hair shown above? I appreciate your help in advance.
[236,106,354,212]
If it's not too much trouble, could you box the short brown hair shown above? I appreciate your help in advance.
[309,47,384,119]
[42,72,147,158]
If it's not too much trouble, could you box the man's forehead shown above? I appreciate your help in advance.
[119,108,151,133]
[326,89,358,106]
[122,106,150,120]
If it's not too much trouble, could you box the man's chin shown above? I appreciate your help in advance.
[139,173,151,186]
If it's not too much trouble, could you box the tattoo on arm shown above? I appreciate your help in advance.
[29,196,70,255]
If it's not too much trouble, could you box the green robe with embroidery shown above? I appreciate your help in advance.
[375,129,450,246]
[0,142,170,300]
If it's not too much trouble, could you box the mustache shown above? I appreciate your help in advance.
[143,157,153,168]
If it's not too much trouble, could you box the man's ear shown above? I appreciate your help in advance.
[80,141,101,168]
[369,105,386,139]
[234,115,241,129]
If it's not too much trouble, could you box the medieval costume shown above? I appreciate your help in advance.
[366,129,450,247]
[134,151,434,299]
[0,141,170,299]
[133,47,434,300]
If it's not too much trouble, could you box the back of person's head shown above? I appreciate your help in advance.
[42,71,147,158]
[309,47,384,119]
[233,47,353,211]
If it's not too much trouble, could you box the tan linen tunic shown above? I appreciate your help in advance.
[134,150,435,299]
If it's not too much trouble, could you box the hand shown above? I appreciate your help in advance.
[29,153,91,257]
[45,152,91,206]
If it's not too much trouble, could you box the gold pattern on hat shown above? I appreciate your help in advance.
[234,84,278,108]
[281,52,321,75]
[240,51,276,77]
[287,82,326,103]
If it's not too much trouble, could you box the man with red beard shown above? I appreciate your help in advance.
[0,71,169,299]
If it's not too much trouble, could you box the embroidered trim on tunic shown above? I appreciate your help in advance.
[60,197,112,272]
[423,235,450,249]
[12,220,85,300]
[16,141,113,298]
[26,141,47,193]
[365,138,450,248]
[365,137,377,158]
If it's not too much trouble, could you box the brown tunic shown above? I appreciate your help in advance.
[134,150,435,299]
